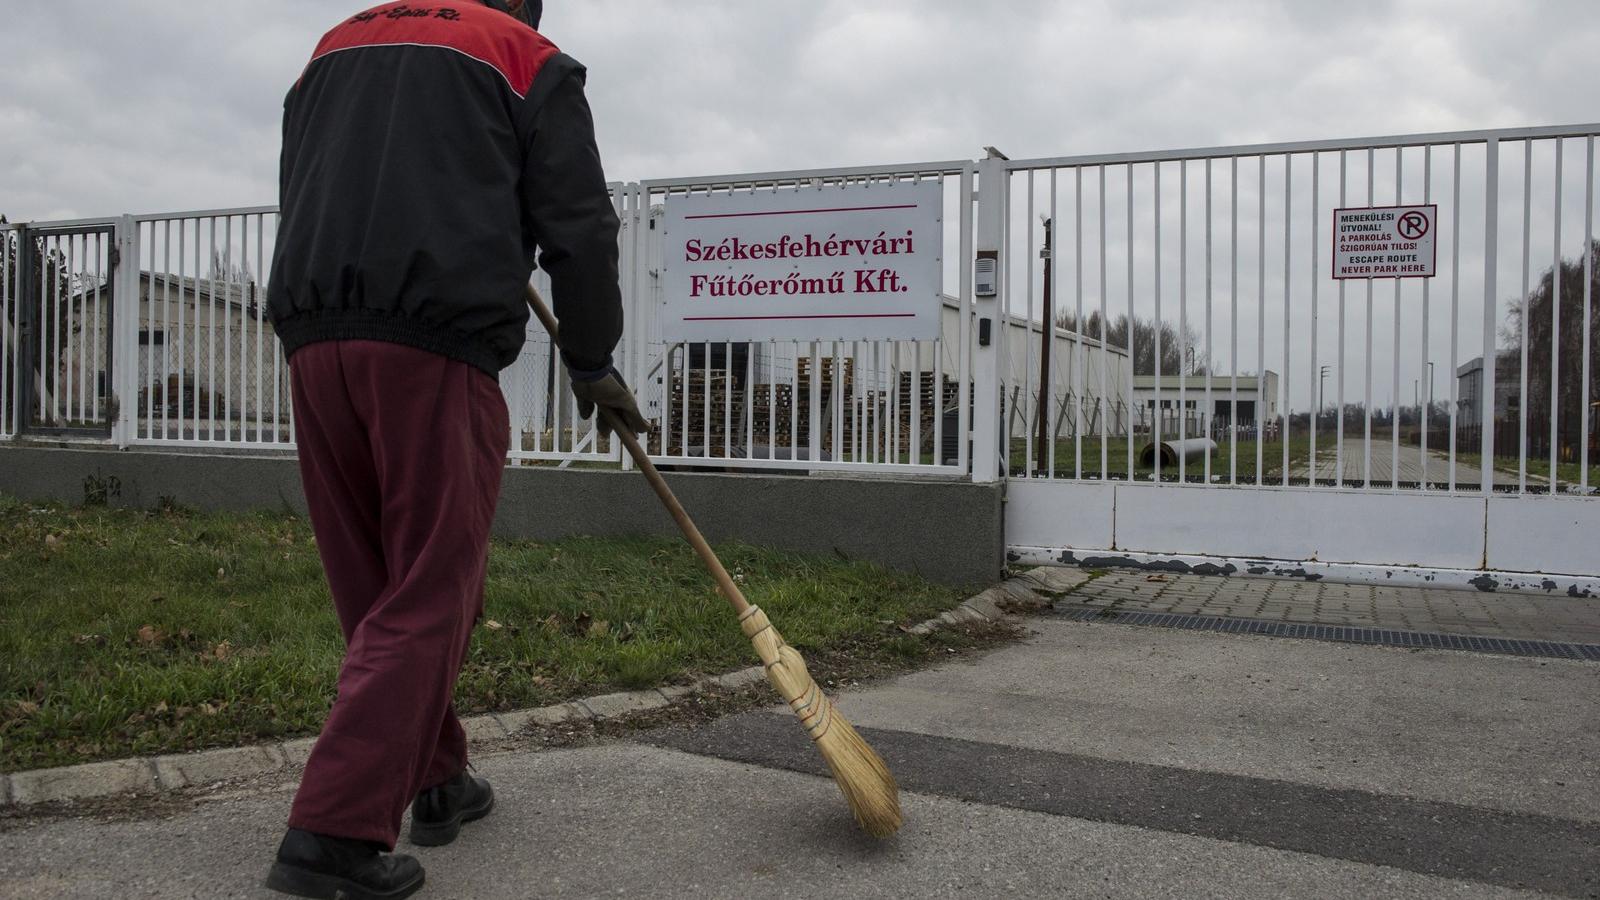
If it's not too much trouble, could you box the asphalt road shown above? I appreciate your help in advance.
[3,619,1595,899]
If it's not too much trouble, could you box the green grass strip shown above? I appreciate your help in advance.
[0,495,964,772]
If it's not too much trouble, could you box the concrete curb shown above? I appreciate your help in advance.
[0,571,1078,808]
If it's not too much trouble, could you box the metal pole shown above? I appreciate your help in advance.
[972,154,1006,483]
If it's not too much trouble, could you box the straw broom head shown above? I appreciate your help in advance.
[741,605,902,838]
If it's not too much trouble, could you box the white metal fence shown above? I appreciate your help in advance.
[4,125,1597,508]
[999,125,1599,497]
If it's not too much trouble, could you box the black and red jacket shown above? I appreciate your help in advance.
[268,0,621,375]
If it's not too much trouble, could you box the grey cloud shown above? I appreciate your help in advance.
[4,0,1596,222]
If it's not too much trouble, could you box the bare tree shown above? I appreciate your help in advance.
[1499,238,1600,457]
[1057,310,1210,376]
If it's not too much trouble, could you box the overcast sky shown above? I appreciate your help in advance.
[4,0,1596,221]
[3,1,1596,415]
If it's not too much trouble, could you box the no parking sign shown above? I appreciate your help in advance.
[1332,205,1437,279]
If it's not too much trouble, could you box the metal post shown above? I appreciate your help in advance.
[972,154,1006,483]
[113,215,139,448]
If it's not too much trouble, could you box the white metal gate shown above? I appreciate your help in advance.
[994,125,1600,590]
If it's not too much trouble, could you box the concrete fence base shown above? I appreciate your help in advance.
[0,444,1003,588]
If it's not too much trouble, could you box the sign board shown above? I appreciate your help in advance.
[662,181,943,342]
[1332,205,1437,279]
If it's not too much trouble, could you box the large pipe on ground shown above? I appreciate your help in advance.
[1138,438,1218,469]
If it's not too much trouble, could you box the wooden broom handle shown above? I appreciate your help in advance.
[525,284,751,616]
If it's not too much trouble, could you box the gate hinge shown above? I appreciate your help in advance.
[108,246,122,268]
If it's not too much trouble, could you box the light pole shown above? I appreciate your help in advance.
[1319,365,1331,422]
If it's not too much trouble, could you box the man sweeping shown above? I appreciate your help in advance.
[264,1,647,897]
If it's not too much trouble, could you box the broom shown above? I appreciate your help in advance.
[525,284,902,838]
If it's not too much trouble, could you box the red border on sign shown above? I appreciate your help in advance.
[681,313,918,322]
[1331,204,1438,280]
[683,204,919,221]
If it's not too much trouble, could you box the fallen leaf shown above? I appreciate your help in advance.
[587,620,610,638]
[13,700,39,717]
[137,625,164,646]
[483,620,504,631]
[154,701,169,714]
[211,641,233,661]
[44,534,62,550]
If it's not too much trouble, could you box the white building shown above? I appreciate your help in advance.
[1130,371,1281,437]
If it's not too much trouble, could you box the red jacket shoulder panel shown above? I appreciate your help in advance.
[305,1,560,97]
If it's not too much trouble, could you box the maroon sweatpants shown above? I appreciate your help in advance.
[285,340,509,848]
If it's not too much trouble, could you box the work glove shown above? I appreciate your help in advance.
[569,366,650,438]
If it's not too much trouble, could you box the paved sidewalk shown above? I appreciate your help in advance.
[2,604,1596,898]
[1288,437,1522,487]
[1068,570,1600,644]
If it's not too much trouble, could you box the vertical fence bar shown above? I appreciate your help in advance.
[94,232,104,423]
[1584,137,1594,495]
[1126,163,1136,481]
[836,340,847,464]
[1449,145,1462,491]
[1204,157,1213,485]
[1283,154,1293,486]
[46,234,58,423]
[1154,161,1164,482]
[1229,157,1238,484]
[1519,140,1533,492]
[1179,160,1188,483]
[1550,139,1563,489]
[160,221,171,440]
[1392,147,1403,488]
[178,220,188,439]
[208,217,219,441]
[1071,168,1082,478]
[36,232,47,423]
[1337,152,1347,487]
[1364,148,1375,487]
[65,235,76,424]
[1043,170,1057,478]
[1308,153,1321,483]
[1098,165,1109,480]
[808,341,821,463]
[1257,155,1266,486]
[255,214,265,441]
[1482,138,1501,495]
[1421,147,1433,486]
[192,218,202,437]
[1023,170,1035,475]
[226,216,237,441]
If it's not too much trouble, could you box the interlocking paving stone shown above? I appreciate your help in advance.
[1058,570,1600,645]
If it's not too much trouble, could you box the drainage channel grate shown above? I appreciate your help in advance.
[1053,604,1600,662]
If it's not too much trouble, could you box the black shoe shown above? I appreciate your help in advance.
[264,828,424,899]
[409,768,495,847]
